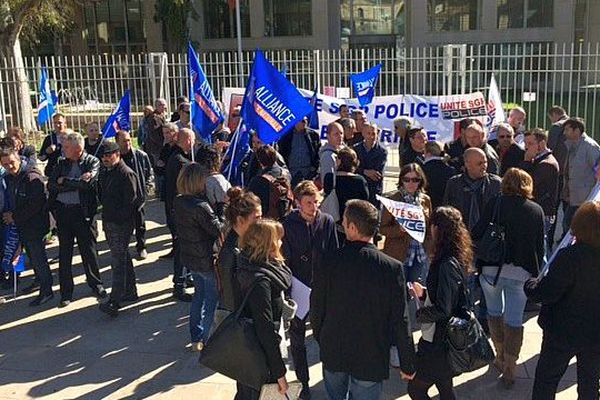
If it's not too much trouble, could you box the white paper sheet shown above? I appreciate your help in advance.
[291,277,311,320]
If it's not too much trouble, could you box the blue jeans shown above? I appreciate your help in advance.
[323,369,382,400]
[480,273,528,328]
[190,271,219,344]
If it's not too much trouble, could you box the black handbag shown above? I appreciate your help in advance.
[475,196,506,268]
[445,266,495,375]
[199,277,270,390]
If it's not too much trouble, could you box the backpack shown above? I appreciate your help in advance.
[261,174,293,220]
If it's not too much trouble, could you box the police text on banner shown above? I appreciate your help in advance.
[188,42,224,141]
[377,195,426,243]
[350,64,382,107]
[241,50,312,144]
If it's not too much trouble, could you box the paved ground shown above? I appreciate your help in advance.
[0,199,581,400]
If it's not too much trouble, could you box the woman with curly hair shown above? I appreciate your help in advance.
[407,206,474,400]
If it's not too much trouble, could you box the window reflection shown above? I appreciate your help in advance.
[427,0,479,32]
[203,0,250,39]
[264,0,312,37]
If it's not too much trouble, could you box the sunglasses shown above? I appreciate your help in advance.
[498,135,512,139]
[402,177,421,183]
[181,109,190,114]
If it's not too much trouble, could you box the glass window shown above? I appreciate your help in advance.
[264,0,311,37]
[340,0,402,36]
[428,0,479,32]
[498,0,553,29]
[204,0,250,39]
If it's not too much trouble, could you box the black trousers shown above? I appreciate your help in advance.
[408,374,456,400]
[56,205,102,300]
[234,382,259,400]
[104,221,137,305]
[533,334,600,400]
[134,206,146,252]
[289,316,310,385]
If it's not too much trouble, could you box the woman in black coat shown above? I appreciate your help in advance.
[525,200,600,400]
[472,167,545,388]
[173,163,225,352]
[407,206,474,400]
[235,219,292,400]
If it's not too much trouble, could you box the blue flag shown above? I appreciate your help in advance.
[350,63,382,107]
[307,86,320,131]
[1,224,24,273]
[102,90,131,139]
[241,50,312,144]
[222,123,251,186]
[37,67,56,126]
[188,43,224,142]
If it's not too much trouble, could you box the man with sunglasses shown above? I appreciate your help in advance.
[493,122,525,176]
[175,102,201,141]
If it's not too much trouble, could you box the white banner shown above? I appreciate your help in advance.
[222,87,489,147]
[377,195,426,243]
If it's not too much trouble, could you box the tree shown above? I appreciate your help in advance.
[154,0,194,53]
[0,0,80,133]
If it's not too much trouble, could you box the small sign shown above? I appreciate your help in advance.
[523,92,537,102]
[336,87,351,99]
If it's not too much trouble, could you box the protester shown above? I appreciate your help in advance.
[525,201,600,400]
[0,148,52,306]
[97,142,139,317]
[464,122,500,175]
[83,122,103,157]
[444,118,474,171]
[349,109,367,146]
[170,96,189,122]
[338,104,350,120]
[492,122,525,176]
[247,145,292,221]
[165,128,195,301]
[355,123,387,207]
[203,146,231,217]
[407,206,474,400]
[7,127,36,167]
[173,163,225,351]
[507,106,527,143]
[278,117,321,187]
[116,130,154,259]
[560,117,600,234]
[235,219,292,400]
[380,163,432,283]
[401,127,427,167]
[39,113,68,176]
[472,168,545,388]
[521,128,560,254]
[174,101,201,140]
[155,122,179,203]
[318,121,345,185]
[282,181,339,399]
[48,132,106,307]
[137,105,154,148]
[216,187,262,317]
[240,132,289,185]
[145,98,168,167]
[339,117,356,146]
[311,200,416,400]
[422,141,456,209]
[394,116,413,157]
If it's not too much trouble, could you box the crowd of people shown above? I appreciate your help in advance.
[1,98,600,400]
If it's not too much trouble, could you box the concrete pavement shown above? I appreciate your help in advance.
[0,199,581,399]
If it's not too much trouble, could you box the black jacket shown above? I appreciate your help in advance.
[38,132,62,176]
[482,143,501,175]
[247,165,290,216]
[401,146,424,167]
[472,194,545,276]
[282,210,339,287]
[48,152,100,218]
[165,146,192,214]
[311,242,416,380]
[278,128,321,175]
[498,143,525,176]
[422,158,457,209]
[84,138,103,158]
[5,166,49,239]
[122,148,154,204]
[547,115,569,172]
[445,139,465,170]
[520,151,560,216]
[443,173,502,229]
[237,253,292,381]
[525,243,600,348]
[216,230,241,312]
[173,194,225,273]
[98,159,138,225]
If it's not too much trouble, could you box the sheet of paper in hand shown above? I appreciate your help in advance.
[259,382,303,400]
[377,195,426,243]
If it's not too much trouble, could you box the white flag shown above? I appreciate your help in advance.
[486,74,505,140]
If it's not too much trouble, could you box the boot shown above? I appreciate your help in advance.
[502,325,524,388]
[487,316,504,373]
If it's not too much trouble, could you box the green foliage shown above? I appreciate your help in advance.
[154,0,191,52]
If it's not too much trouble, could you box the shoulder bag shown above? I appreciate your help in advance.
[320,173,340,222]
[475,196,506,273]
[200,277,270,390]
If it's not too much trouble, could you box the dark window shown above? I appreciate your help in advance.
[427,0,479,32]
[204,0,250,39]
[498,0,553,29]
[264,0,312,37]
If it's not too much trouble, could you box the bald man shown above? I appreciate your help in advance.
[319,122,346,183]
[464,123,501,175]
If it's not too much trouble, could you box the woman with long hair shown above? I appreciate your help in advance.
[472,168,545,388]
[525,201,600,399]
[380,162,432,283]
[173,163,225,352]
[216,187,262,317]
[235,219,292,400]
[407,207,474,400]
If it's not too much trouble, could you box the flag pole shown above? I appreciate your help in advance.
[235,0,244,87]
[226,118,243,182]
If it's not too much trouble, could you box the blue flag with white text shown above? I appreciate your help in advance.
[222,123,251,186]
[37,67,56,126]
[308,86,320,131]
[188,43,224,142]
[241,50,312,144]
[102,90,131,139]
[350,63,382,107]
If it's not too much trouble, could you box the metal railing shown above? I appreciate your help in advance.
[1,42,600,144]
